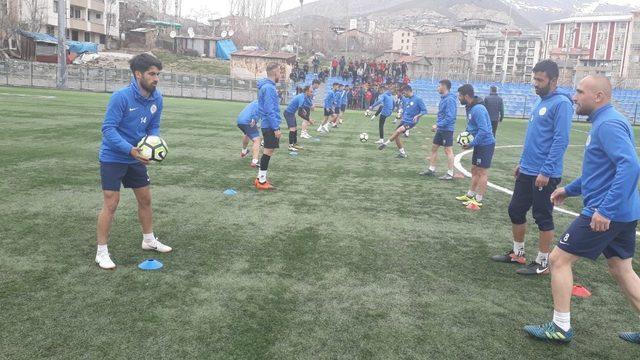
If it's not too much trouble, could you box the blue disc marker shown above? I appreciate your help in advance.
[138,259,163,270]
[223,188,237,196]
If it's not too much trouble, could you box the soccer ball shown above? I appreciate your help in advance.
[364,109,372,117]
[359,133,369,142]
[456,131,474,146]
[137,135,168,162]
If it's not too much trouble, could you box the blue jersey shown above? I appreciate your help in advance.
[401,94,427,124]
[99,77,163,164]
[324,90,335,109]
[334,90,343,108]
[519,91,573,178]
[303,89,316,108]
[436,93,458,131]
[341,90,349,106]
[285,93,307,114]
[565,104,640,222]
[465,98,495,147]
[257,78,281,130]
[370,91,394,117]
[237,100,260,126]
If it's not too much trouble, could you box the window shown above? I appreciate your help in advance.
[84,32,91,42]
[95,13,102,20]
[100,35,106,44]
[53,0,58,13]
[46,26,55,35]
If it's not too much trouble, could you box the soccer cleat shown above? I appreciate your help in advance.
[288,145,298,152]
[292,143,304,151]
[370,115,377,121]
[300,131,312,139]
[374,139,384,144]
[516,261,549,275]
[491,250,527,265]
[254,178,276,190]
[395,152,408,159]
[404,130,410,137]
[463,198,483,207]
[523,321,574,344]
[456,194,473,202]
[317,125,325,133]
[339,119,343,124]
[378,142,387,150]
[250,161,259,168]
[418,169,436,176]
[142,238,172,253]
[619,332,640,344]
[439,173,454,180]
[240,149,249,158]
[95,252,116,270]
[323,124,330,132]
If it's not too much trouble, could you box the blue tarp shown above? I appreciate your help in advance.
[216,39,237,60]
[17,29,98,54]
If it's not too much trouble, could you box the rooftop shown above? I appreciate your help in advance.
[549,14,632,24]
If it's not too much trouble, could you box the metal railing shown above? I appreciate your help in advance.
[0,60,291,103]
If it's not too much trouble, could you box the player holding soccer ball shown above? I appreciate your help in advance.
[377,85,427,158]
[454,84,495,208]
[95,53,172,270]
[236,100,262,168]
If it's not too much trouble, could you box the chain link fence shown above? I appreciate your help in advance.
[0,60,291,104]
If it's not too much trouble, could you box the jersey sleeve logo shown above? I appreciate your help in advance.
[150,104,157,114]
[538,107,547,116]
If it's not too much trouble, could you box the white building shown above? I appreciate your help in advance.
[13,0,119,46]
[473,29,542,82]
[392,28,418,55]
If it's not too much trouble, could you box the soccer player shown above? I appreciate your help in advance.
[377,85,427,158]
[237,100,261,167]
[318,82,338,133]
[492,60,573,275]
[284,85,313,151]
[300,79,320,139]
[331,83,344,128]
[338,85,350,124]
[454,84,495,208]
[367,85,394,144]
[255,62,282,190]
[419,79,457,180]
[95,53,172,270]
[524,75,640,345]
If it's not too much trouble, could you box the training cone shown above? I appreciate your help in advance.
[138,259,163,270]
[572,284,592,298]
[466,202,481,211]
[223,188,237,196]
[289,151,298,156]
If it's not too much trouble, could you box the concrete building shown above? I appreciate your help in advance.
[474,28,542,82]
[458,18,507,55]
[543,12,640,78]
[335,28,374,52]
[392,28,418,55]
[377,50,432,78]
[11,0,120,47]
[414,30,465,58]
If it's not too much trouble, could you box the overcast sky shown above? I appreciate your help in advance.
[182,0,320,20]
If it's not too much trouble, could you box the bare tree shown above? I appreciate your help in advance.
[104,0,118,49]
[0,0,19,50]
[22,0,46,32]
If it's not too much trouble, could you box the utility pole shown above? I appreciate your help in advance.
[57,0,67,89]
[297,0,303,58]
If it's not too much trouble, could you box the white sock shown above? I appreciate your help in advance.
[475,194,483,202]
[553,310,571,332]
[399,148,406,154]
[429,166,436,172]
[536,252,549,267]
[513,241,525,256]
[447,169,454,176]
[467,190,476,197]
[97,244,108,254]
[258,170,267,183]
[242,147,248,153]
[143,232,155,244]
[251,158,258,165]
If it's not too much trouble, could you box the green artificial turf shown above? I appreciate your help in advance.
[1,86,639,359]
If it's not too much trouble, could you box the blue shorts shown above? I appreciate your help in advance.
[334,106,341,115]
[340,104,346,112]
[100,162,149,191]
[558,215,637,260]
[284,111,297,128]
[324,108,334,116]
[433,130,454,147]
[471,143,495,168]
[399,121,416,130]
[238,123,260,140]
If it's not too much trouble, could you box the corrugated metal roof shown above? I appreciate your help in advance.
[17,29,58,44]
[231,50,296,60]
[549,14,632,24]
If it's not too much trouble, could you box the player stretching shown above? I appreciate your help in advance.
[377,85,427,158]
[524,76,640,345]
[283,85,313,151]
[419,79,457,180]
[455,84,495,208]
[300,79,320,139]
[95,53,172,270]
[318,83,338,133]
[237,100,261,167]
[255,62,282,190]
[367,85,394,144]
[492,60,573,275]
